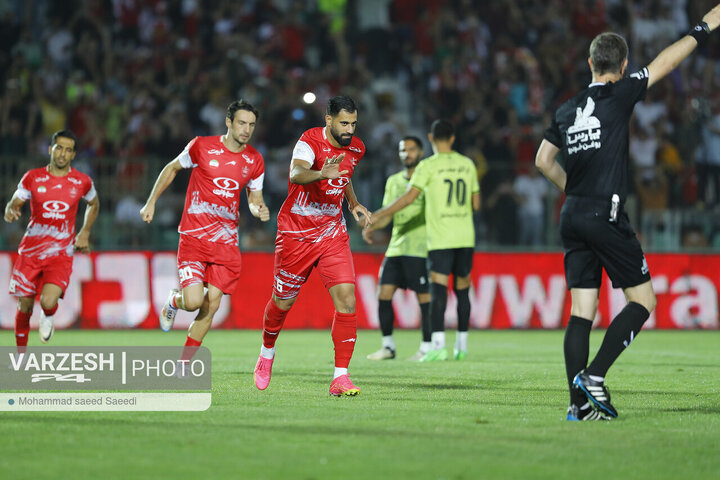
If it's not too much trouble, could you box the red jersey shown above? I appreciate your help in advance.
[15,167,96,259]
[277,127,365,243]
[177,136,265,246]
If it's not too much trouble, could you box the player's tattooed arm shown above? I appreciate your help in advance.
[247,189,270,222]
[75,195,100,253]
[140,158,184,223]
[289,154,348,185]
[535,140,566,192]
[3,193,25,223]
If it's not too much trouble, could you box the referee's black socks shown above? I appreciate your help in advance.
[564,315,593,405]
[587,302,650,378]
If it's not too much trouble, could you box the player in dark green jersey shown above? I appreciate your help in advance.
[368,120,480,361]
[362,136,431,361]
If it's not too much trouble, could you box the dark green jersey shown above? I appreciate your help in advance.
[383,171,427,258]
[409,151,479,250]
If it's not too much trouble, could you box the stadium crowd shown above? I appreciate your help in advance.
[2,0,720,249]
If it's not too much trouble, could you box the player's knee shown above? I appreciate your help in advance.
[184,295,204,311]
[272,294,296,311]
[39,295,57,312]
[17,299,33,314]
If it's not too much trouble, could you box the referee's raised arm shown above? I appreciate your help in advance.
[646,3,720,88]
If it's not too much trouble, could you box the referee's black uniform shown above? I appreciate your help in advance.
[544,68,651,290]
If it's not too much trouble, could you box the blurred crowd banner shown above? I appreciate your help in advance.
[0,252,717,330]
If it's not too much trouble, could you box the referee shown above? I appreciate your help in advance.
[536,4,720,421]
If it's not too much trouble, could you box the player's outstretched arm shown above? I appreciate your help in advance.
[75,195,100,253]
[140,158,183,223]
[535,140,566,191]
[3,194,25,223]
[647,4,720,88]
[247,189,270,222]
[372,186,421,226]
[289,154,348,185]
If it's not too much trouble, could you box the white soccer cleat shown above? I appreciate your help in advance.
[366,346,396,360]
[159,289,179,332]
[39,312,54,344]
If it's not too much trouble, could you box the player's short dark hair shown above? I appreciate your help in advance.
[402,135,424,151]
[430,119,454,141]
[589,32,628,75]
[226,100,259,122]
[326,95,357,116]
[51,130,77,150]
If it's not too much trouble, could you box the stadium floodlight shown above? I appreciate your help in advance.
[302,92,316,104]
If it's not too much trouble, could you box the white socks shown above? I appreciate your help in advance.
[431,331,445,350]
[455,331,468,352]
[381,335,395,351]
[419,341,431,354]
[333,367,348,379]
[260,345,275,359]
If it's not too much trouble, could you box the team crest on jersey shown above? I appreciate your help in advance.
[242,154,254,164]
[567,97,601,155]
[209,159,219,167]
[348,146,361,153]
[37,186,47,193]
[70,187,78,197]
[242,166,250,176]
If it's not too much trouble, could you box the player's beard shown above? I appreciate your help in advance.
[330,127,352,147]
[403,157,420,169]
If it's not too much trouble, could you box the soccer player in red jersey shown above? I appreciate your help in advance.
[4,130,100,345]
[140,100,269,360]
[253,95,372,396]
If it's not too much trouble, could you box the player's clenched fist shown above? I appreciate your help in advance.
[140,203,155,223]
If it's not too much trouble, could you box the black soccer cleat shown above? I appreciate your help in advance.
[566,402,613,421]
[573,370,618,418]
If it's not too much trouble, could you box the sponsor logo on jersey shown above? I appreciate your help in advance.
[209,159,219,167]
[35,175,49,183]
[208,148,224,155]
[326,177,349,195]
[37,186,47,193]
[68,177,82,185]
[630,68,647,80]
[242,154,254,164]
[567,97,601,155]
[42,200,70,219]
[212,177,240,198]
[348,146,361,153]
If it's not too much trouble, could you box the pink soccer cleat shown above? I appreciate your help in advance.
[329,374,360,397]
[253,355,274,390]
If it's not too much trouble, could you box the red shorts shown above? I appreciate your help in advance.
[177,234,242,294]
[272,234,355,300]
[9,254,73,298]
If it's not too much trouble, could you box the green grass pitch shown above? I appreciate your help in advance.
[0,329,718,480]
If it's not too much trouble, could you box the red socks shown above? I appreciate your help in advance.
[181,336,202,362]
[331,311,357,369]
[15,310,31,348]
[262,300,290,348]
[42,304,58,317]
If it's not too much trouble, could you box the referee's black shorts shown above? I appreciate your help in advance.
[427,248,474,278]
[378,255,429,293]
[560,196,651,290]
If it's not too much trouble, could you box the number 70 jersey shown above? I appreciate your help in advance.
[409,151,480,251]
